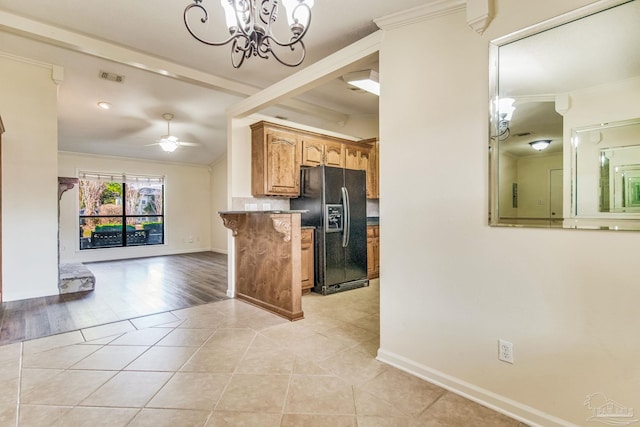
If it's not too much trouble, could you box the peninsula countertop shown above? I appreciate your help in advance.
[218,210,308,215]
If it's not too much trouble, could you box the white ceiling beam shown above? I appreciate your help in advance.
[0,10,259,97]
[0,9,349,123]
[227,31,383,119]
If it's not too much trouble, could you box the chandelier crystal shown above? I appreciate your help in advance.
[184,0,314,68]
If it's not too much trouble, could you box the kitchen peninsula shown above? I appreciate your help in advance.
[219,210,307,321]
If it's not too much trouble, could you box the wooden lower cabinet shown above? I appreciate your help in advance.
[301,228,315,294]
[367,225,380,279]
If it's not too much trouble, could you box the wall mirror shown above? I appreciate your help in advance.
[489,0,640,230]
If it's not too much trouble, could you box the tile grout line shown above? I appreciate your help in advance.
[210,326,259,414]
[15,341,24,427]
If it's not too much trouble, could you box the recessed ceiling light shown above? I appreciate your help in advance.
[97,102,112,110]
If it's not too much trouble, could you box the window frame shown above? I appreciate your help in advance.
[77,172,166,250]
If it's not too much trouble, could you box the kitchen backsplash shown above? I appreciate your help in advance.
[231,196,379,217]
[232,197,290,211]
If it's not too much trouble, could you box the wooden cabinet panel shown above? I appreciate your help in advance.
[302,137,344,168]
[251,121,378,199]
[251,122,301,197]
[300,228,314,294]
[367,225,379,279]
[345,145,362,170]
[365,139,379,199]
[266,130,300,195]
[346,141,378,198]
[324,141,345,168]
[301,137,325,167]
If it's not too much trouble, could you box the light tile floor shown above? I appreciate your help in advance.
[0,280,527,426]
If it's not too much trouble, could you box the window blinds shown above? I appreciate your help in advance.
[79,171,165,185]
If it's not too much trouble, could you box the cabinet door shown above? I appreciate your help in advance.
[266,129,300,195]
[345,146,361,170]
[367,141,379,198]
[324,141,345,168]
[358,148,373,197]
[367,226,380,279]
[300,229,314,293]
[301,137,325,167]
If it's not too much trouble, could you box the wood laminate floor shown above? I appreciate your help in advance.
[0,251,228,346]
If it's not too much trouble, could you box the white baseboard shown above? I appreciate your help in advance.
[376,348,578,427]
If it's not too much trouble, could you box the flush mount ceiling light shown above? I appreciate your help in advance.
[184,0,314,68]
[529,139,551,151]
[97,102,112,110]
[343,70,380,96]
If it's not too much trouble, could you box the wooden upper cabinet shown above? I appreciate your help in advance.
[251,122,301,197]
[345,141,378,198]
[301,137,325,167]
[301,137,344,168]
[251,121,378,198]
[324,141,345,168]
[363,138,379,199]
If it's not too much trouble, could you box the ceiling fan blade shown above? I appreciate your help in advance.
[177,141,201,147]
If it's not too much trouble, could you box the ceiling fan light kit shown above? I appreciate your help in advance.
[151,113,200,153]
[183,0,314,68]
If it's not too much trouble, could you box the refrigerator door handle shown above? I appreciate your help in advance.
[341,186,350,247]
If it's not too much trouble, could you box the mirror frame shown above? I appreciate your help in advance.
[488,0,637,230]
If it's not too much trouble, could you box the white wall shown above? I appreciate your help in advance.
[377,1,639,426]
[1,54,59,301]
[210,154,228,253]
[58,152,211,263]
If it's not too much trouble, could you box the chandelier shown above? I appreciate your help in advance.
[184,0,314,68]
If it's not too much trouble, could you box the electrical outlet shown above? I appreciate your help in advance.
[498,339,514,364]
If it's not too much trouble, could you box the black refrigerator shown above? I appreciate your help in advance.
[290,165,368,295]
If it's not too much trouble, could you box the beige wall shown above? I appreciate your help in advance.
[0,54,59,301]
[517,152,563,218]
[498,151,517,217]
[210,154,228,254]
[377,1,639,425]
[58,152,212,263]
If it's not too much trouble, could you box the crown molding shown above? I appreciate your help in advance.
[374,0,494,34]
[227,31,383,119]
[466,0,494,34]
[374,0,466,31]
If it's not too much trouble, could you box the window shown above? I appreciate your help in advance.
[79,172,165,250]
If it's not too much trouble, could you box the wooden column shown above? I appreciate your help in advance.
[220,211,303,321]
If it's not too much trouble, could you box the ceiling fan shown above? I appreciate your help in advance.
[148,113,200,152]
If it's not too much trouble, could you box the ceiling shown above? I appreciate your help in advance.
[497,0,640,158]
[0,0,428,164]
